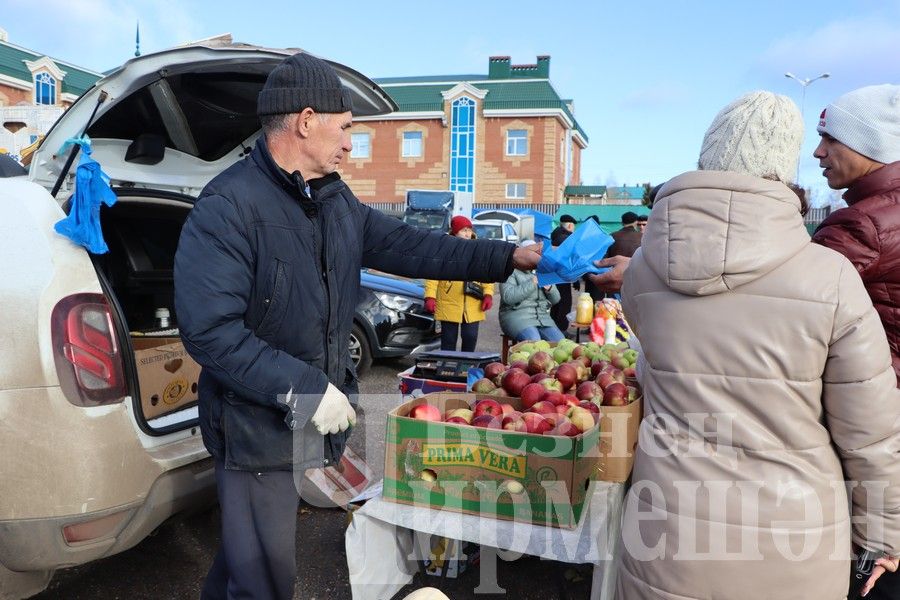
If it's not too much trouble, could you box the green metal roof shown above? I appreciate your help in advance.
[0,40,101,96]
[375,76,588,142]
[564,185,607,197]
[553,205,650,234]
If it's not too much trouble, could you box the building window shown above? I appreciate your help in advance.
[450,97,475,193]
[506,129,527,156]
[402,131,423,157]
[34,72,56,105]
[351,133,370,158]
[506,183,526,199]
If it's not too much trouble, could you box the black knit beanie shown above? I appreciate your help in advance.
[257,53,353,116]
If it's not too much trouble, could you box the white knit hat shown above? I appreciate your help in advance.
[817,84,900,164]
[698,91,803,184]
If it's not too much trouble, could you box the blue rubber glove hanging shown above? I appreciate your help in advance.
[54,136,117,254]
[536,219,614,286]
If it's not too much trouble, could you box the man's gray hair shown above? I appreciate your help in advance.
[260,113,291,136]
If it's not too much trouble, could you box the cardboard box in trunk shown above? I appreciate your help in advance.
[131,336,201,419]
[382,392,601,529]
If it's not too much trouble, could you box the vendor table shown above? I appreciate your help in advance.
[345,480,626,600]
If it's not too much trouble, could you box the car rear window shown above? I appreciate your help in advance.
[87,71,266,162]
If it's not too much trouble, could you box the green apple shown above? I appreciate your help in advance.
[534,340,551,351]
[553,347,570,364]
[509,352,529,363]
[517,343,536,355]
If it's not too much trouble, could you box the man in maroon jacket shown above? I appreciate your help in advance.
[811,84,900,599]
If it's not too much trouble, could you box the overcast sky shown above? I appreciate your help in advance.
[5,0,900,205]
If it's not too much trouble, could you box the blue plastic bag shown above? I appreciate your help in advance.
[467,367,485,391]
[536,219,614,285]
[54,136,117,254]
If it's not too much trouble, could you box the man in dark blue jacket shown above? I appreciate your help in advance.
[174,52,541,600]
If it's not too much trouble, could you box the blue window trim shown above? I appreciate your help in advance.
[450,97,475,193]
[34,72,56,106]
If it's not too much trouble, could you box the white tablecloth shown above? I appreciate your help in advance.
[345,481,626,600]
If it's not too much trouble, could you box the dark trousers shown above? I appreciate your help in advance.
[851,567,900,599]
[440,320,479,351]
[201,461,299,600]
[551,283,573,332]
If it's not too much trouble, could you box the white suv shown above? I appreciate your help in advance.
[0,43,393,599]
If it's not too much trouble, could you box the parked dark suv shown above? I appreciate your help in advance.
[352,269,439,374]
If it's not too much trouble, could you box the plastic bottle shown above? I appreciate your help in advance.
[155,308,171,329]
[575,293,594,325]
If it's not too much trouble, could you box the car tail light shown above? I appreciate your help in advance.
[62,509,129,545]
[51,293,127,406]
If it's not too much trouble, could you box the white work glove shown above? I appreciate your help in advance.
[311,383,357,435]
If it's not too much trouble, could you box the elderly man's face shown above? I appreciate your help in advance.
[306,111,353,179]
[563,222,575,232]
[814,133,883,190]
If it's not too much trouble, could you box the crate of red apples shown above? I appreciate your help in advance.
[382,340,642,529]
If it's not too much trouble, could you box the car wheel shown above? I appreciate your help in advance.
[349,323,372,375]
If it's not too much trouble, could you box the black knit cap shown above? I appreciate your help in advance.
[257,53,353,116]
[559,214,576,224]
[621,211,639,225]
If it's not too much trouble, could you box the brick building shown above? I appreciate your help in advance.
[0,27,101,161]
[345,55,588,205]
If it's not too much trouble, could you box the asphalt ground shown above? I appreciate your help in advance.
[34,303,595,600]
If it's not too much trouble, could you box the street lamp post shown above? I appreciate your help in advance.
[785,71,830,182]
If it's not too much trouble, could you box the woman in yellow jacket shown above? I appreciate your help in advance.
[424,216,494,351]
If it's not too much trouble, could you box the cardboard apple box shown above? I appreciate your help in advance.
[596,397,642,483]
[131,336,201,419]
[382,392,601,529]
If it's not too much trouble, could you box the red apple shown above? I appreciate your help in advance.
[446,416,471,425]
[520,383,546,410]
[410,404,441,421]
[571,345,586,359]
[501,368,531,397]
[540,378,563,393]
[576,381,603,402]
[603,382,628,406]
[554,363,578,391]
[549,414,580,437]
[566,406,596,432]
[542,391,566,406]
[473,398,504,418]
[472,415,502,429]
[501,411,526,432]
[562,394,580,407]
[446,408,473,423]
[528,400,557,416]
[527,351,553,375]
[509,360,528,372]
[522,412,552,434]
[472,377,497,394]
[627,386,641,403]
[529,372,550,384]
[577,400,601,418]
[500,403,515,416]
[623,366,637,378]
[611,355,630,370]
[554,404,569,415]
[591,360,610,377]
[484,362,506,380]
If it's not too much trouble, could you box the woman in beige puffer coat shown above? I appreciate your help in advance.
[617,92,900,599]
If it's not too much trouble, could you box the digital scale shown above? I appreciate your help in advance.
[412,350,501,383]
